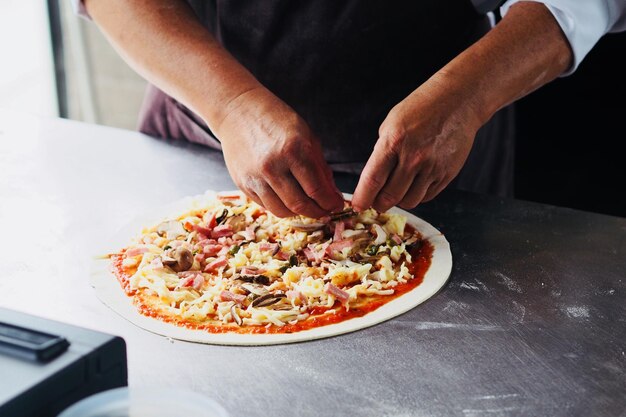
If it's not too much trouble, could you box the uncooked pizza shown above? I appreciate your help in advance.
[92,190,451,345]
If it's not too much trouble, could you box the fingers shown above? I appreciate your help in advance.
[243,188,264,208]
[257,187,295,218]
[222,104,343,217]
[351,140,397,212]
[354,144,441,212]
[421,175,452,203]
[371,164,417,212]
[397,171,433,209]
[242,162,335,218]
[244,177,295,218]
[290,155,344,213]
[267,173,328,218]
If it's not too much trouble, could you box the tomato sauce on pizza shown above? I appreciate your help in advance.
[109,192,433,334]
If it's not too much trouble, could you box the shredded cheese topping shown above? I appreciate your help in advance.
[114,192,424,328]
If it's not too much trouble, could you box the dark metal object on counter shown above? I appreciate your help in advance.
[0,308,127,417]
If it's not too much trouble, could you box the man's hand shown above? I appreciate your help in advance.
[87,0,570,215]
[216,88,344,218]
[85,0,343,218]
[353,2,572,212]
[352,74,481,213]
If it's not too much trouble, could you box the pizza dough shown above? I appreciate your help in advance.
[90,190,452,345]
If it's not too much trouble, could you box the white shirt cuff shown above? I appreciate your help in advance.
[501,0,625,76]
[70,0,91,20]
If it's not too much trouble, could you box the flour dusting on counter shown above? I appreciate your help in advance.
[563,306,590,318]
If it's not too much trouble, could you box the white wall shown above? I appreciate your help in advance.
[60,1,147,129]
[0,1,58,117]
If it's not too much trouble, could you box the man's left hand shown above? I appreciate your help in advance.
[352,74,482,212]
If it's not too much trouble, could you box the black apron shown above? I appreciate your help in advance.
[138,0,515,197]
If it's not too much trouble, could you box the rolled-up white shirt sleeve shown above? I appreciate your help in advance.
[70,0,91,19]
[501,0,626,75]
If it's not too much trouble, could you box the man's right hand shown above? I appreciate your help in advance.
[85,0,343,219]
[215,87,344,218]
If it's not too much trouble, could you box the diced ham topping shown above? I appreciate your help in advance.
[318,241,332,261]
[191,223,213,237]
[275,250,291,261]
[219,290,246,304]
[241,266,265,275]
[125,246,149,257]
[241,224,256,241]
[178,276,193,287]
[286,290,306,304]
[333,221,345,242]
[197,238,217,245]
[204,211,217,229]
[191,275,205,290]
[178,271,200,278]
[204,256,228,272]
[178,271,205,291]
[217,236,233,245]
[326,239,353,255]
[344,218,356,229]
[202,244,223,256]
[217,193,244,201]
[391,234,403,245]
[303,247,316,263]
[259,242,279,254]
[211,224,234,238]
[304,241,331,263]
[149,257,164,269]
[324,283,350,304]
[195,239,216,252]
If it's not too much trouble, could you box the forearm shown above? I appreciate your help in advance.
[353,2,573,211]
[437,1,572,125]
[84,0,266,133]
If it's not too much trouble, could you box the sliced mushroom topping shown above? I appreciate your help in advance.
[162,247,193,272]
[215,208,229,225]
[352,254,383,264]
[341,230,369,240]
[329,208,356,221]
[251,292,286,307]
[161,255,176,264]
[240,283,269,296]
[156,220,187,240]
[225,214,246,232]
[306,230,325,243]
[351,236,372,253]
[350,240,387,263]
[254,275,271,285]
[239,265,263,275]
[404,236,420,247]
[236,274,270,285]
[289,221,326,232]
[273,304,297,311]
[230,304,242,326]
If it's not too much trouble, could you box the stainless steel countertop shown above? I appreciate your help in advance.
[1,110,624,416]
